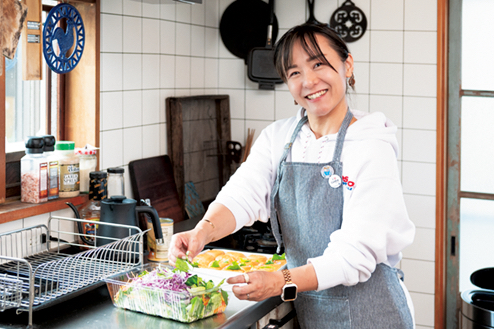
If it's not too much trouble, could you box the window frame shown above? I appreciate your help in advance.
[0,0,99,222]
[436,0,494,328]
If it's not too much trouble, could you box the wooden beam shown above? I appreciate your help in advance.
[64,0,100,158]
[0,57,5,204]
[22,0,43,80]
[435,0,448,328]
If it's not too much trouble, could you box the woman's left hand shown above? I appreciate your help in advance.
[226,271,284,302]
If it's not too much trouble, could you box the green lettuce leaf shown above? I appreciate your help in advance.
[188,296,205,319]
[174,258,190,273]
[272,253,286,260]
[226,261,241,270]
[221,290,229,306]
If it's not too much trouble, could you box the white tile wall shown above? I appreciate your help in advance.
[0,1,437,327]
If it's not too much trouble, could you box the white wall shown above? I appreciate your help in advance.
[0,0,437,327]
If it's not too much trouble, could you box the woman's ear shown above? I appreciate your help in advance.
[345,53,354,78]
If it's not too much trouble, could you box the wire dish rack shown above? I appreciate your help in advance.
[0,215,146,327]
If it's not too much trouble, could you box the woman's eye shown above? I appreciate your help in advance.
[288,71,299,78]
[314,62,323,68]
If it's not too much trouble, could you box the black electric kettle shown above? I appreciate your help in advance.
[68,195,163,247]
[98,195,163,246]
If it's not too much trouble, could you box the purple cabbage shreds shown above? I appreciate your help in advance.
[129,268,193,295]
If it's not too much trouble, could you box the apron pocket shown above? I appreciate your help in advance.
[295,292,351,329]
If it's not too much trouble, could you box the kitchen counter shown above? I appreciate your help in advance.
[0,217,286,329]
[0,284,284,329]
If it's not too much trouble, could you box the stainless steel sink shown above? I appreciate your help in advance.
[461,289,494,328]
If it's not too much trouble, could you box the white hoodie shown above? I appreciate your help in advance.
[212,108,416,291]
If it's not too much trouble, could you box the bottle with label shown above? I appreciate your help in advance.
[55,141,80,198]
[76,145,98,193]
[78,171,108,246]
[43,135,59,200]
[21,137,48,204]
[107,167,125,197]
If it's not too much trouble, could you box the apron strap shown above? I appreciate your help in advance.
[271,115,308,253]
[332,108,354,163]
[276,115,308,180]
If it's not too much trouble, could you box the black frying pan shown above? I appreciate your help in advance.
[220,0,279,63]
[246,0,283,90]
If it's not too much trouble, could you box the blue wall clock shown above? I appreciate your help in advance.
[43,3,85,74]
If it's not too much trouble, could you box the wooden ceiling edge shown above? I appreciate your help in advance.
[435,0,449,328]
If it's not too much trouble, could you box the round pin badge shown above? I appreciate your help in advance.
[329,175,342,188]
[320,165,334,179]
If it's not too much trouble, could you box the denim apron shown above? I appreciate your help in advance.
[270,110,413,329]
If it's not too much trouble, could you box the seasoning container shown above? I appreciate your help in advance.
[56,141,80,198]
[21,137,48,203]
[76,145,98,193]
[78,171,108,247]
[43,135,59,200]
[107,167,124,197]
[147,218,174,262]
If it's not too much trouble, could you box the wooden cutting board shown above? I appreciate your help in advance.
[129,155,184,223]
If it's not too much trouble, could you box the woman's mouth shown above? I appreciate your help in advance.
[306,90,328,100]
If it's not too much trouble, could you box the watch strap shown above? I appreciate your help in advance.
[282,269,292,284]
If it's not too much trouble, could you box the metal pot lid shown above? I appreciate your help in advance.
[472,268,494,290]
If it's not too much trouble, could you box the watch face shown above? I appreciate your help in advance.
[283,284,297,301]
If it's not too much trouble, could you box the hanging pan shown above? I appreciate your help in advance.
[306,0,320,24]
[246,0,283,90]
[219,0,279,63]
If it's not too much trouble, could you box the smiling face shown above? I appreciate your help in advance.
[285,33,354,129]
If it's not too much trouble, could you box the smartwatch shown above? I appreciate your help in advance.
[281,269,298,302]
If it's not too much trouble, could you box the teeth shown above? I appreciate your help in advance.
[306,90,327,100]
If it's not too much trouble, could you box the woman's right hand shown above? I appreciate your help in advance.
[167,227,209,266]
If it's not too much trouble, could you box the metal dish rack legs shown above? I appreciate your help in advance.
[0,216,146,327]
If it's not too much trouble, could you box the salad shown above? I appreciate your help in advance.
[109,259,229,323]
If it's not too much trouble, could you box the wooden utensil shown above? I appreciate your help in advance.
[241,128,256,163]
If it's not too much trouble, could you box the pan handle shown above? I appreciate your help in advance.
[266,0,275,48]
[307,0,319,24]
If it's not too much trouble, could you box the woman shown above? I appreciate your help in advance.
[169,23,415,328]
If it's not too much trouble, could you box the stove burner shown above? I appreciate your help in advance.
[206,221,283,254]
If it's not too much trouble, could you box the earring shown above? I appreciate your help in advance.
[294,100,298,105]
[348,73,355,88]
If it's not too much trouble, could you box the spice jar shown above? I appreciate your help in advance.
[21,137,48,204]
[56,141,80,198]
[76,145,98,193]
[107,167,125,197]
[43,135,59,200]
[78,171,108,246]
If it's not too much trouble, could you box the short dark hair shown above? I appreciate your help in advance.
[274,23,350,83]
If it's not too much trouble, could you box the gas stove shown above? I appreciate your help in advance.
[206,221,284,255]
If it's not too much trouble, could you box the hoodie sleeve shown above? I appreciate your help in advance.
[308,140,415,291]
[211,119,293,232]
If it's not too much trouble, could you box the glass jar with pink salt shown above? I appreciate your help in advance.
[21,137,48,203]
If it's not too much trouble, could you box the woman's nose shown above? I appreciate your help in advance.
[303,71,318,88]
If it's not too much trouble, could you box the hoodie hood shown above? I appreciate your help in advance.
[296,108,400,157]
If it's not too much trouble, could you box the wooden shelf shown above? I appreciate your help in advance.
[0,194,88,224]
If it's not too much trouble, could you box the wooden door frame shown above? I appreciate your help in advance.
[436,0,466,328]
